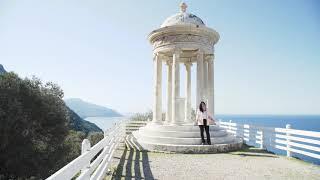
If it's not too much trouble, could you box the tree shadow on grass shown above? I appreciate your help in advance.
[113,148,155,180]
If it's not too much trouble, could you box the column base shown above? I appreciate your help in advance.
[184,120,195,125]
[151,120,163,125]
[164,120,172,125]
[170,121,184,126]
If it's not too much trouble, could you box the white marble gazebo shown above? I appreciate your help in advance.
[150,2,218,125]
[132,3,242,153]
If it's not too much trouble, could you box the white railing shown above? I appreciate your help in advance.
[218,120,320,160]
[47,120,127,180]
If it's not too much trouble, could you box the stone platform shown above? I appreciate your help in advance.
[130,124,243,153]
[107,144,320,180]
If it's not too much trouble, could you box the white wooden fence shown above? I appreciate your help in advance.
[47,120,127,180]
[218,120,320,160]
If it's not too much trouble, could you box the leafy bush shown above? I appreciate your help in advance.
[0,73,70,179]
[88,132,104,146]
[130,109,196,122]
[130,110,152,122]
[0,73,103,179]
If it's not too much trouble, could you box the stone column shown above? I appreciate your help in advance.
[196,50,204,107]
[184,62,192,123]
[208,55,214,116]
[203,58,208,103]
[165,60,172,124]
[172,49,182,125]
[152,53,162,124]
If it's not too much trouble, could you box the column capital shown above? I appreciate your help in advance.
[197,49,204,54]
[197,51,204,64]
[173,48,182,55]
[207,54,215,60]
[166,59,172,66]
[207,57,214,64]
[153,52,159,61]
[203,55,214,64]
[184,61,192,68]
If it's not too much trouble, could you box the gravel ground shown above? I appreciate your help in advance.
[105,143,320,180]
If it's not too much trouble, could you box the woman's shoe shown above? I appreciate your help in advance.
[207,142,211,145]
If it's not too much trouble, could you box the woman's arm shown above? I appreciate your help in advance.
[208,115,216,125]
[195,110,200,121]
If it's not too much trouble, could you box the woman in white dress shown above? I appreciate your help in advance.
[196,101,215,145]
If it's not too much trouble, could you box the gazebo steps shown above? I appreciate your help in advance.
[132,123,243,153]
[138,128,228,138]
[140,124,223,132]
[125,120,148,135]
[126,134,243,153]
[134,132,235,145]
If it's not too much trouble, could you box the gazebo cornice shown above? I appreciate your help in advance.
[148,25,220,45]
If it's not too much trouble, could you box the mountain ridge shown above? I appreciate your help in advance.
[0,64,7,74]
[67,107,102,134]
[65,98,122,118]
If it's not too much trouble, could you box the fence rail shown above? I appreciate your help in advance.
[47,118,320,179]
[218,120,320,160]
[47,120,127,180]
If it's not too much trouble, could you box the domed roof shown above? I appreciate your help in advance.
[160,2,205,28]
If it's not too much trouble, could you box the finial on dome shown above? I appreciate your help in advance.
[180,2,187,13]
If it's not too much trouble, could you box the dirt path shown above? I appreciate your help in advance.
[105,144,320,180]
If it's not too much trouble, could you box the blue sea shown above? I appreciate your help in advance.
[86,115,320,165]
[216,114,320,132]
[216,114,320,165]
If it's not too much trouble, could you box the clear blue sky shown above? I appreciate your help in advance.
[1,0,319,114]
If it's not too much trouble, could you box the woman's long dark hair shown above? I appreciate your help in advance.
[199,101,206,112]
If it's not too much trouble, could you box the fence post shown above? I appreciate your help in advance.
[286,124,291,157]
[243,124,245,141]
[81,139,91,179]
[234,122,238,137]
[104,129,109,138]
[243,124,250,144]
[260,129,264,149]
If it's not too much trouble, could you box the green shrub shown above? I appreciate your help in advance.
[130,110,152,122]
[0,73,70,179]
[88,132,104,146]
[0,73,103,179]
